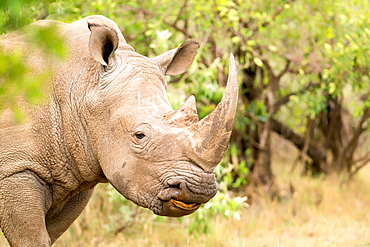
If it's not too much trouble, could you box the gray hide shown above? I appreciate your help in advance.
[0,15,238,246]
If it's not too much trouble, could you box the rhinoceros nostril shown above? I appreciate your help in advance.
[167,178,182,188]
[170,184,180,189]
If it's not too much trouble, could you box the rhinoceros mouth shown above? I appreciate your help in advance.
[170,198,201,211]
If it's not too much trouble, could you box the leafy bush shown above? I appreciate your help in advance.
[186,188,248,235]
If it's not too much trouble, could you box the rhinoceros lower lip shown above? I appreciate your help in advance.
[170,198,201,211]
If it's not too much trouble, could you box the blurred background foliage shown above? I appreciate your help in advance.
[1,0,370,244]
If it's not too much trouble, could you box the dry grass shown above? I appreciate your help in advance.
[52,167,370,247]
[1,136,370,246]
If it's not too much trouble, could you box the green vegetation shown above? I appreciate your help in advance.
[0,0,65,119]
[1,0,370,245]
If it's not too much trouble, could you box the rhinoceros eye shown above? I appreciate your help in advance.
[135,132,146,139]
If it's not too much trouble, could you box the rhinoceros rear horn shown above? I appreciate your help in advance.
[88,24,119,66]
[152,41,199,76]
[189,54,238,170]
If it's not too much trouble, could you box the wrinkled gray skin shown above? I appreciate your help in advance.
[0,15,238,246]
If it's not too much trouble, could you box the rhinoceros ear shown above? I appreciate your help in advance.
[88,24,119,66]
[152,41,199,76]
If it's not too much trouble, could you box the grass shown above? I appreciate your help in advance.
[1,136,370,246]
[53,169,370,247]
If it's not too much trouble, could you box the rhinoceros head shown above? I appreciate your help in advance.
[59,16,238,217]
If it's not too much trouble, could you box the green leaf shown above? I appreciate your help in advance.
[253,57,263,67]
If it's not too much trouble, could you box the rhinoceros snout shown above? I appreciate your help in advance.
[156,174,217,217]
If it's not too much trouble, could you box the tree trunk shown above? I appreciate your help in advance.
[271,118,327,174]
[241,65,276,189]
[317,96,370,174]
[252,121,274,185]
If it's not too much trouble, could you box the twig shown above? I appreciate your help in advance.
[353,150,370,164]
[348,157,370,180]
[277,60,291,81]
[173,0,188,27]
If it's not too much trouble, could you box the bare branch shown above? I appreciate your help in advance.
[277,60,291,81]
[271,117,327,173]
[348,107,370,149]
[162,19,191,38]
[131,3,192,38]
[261,57,276,79]
[348,157,370,180]
[173,0,188,27]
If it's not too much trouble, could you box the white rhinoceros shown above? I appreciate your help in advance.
[0,15,238,246]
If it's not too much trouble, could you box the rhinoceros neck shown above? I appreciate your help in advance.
[33,99,107,202]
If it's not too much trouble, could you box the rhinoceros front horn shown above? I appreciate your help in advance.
[188,54,238,170]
